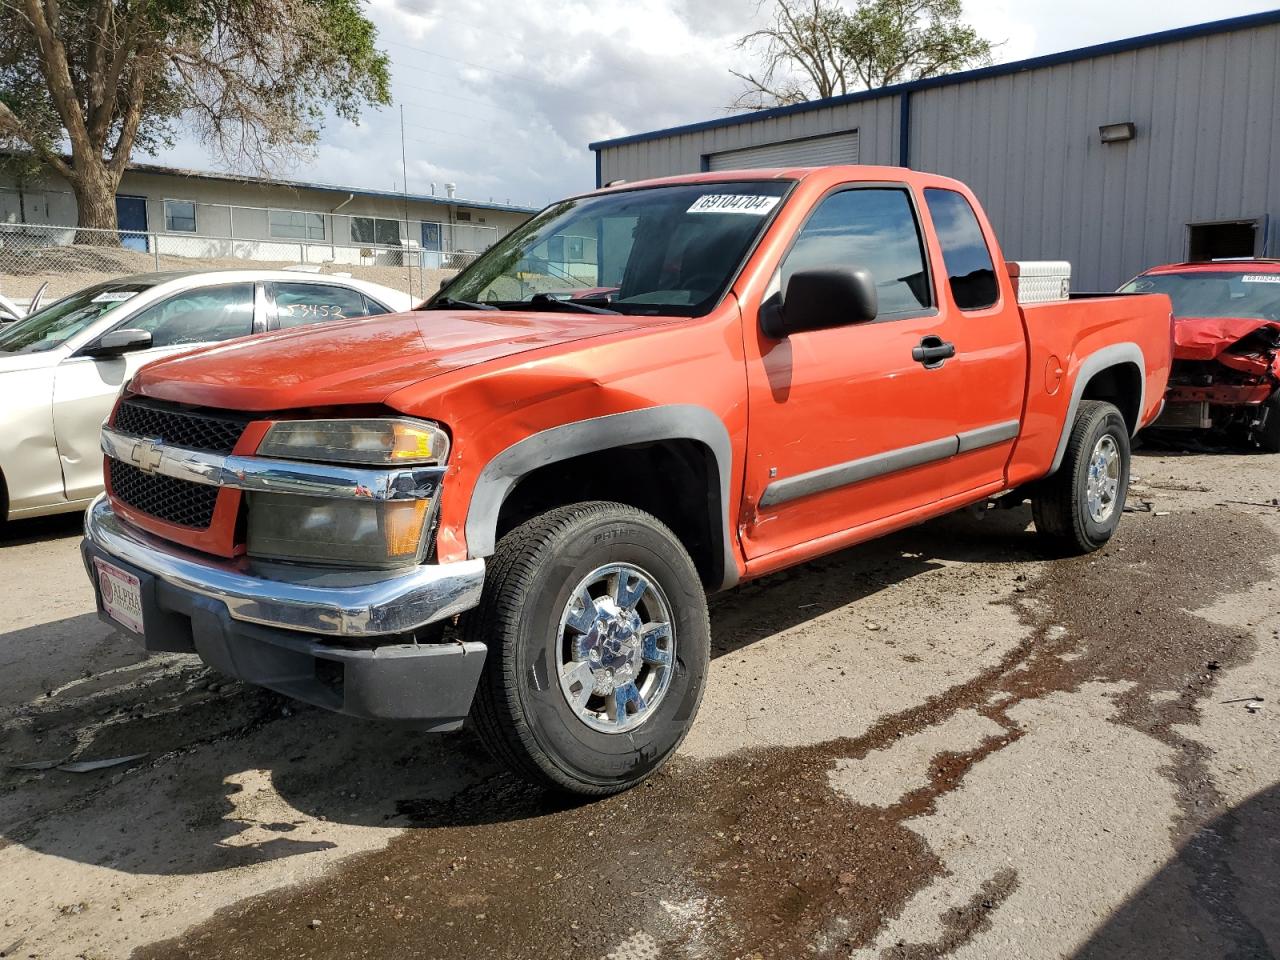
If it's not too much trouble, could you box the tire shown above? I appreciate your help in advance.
[1255,393,1280,454]
[463,501,711,796]
[1032,400,1131,554]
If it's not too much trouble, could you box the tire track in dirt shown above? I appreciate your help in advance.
[131,508,1277,960]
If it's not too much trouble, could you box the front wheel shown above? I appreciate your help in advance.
[464,502,710,796]
[1032,400,1131,554]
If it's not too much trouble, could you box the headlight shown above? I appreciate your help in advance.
[246,493,431,568]
[257,418,449,465]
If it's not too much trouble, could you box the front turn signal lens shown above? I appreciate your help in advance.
[384,499,431,556]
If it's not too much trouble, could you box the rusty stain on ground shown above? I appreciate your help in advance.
[132,509,1277,960]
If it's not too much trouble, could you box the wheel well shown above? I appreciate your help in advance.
[1081,362,1142,435]
[494,439,724,589]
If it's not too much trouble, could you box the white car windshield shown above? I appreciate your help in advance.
[0,281,155,354]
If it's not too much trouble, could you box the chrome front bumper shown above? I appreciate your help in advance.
[82,494,484,637]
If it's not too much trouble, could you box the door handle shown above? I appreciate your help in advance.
[912,335,956,369]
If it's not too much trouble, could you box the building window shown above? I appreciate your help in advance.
[923,188,998,310]
[350,216,402,246]
[164,200,197,233]
[269,210,325,241]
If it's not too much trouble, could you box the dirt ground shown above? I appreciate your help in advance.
[1,446,1277,960]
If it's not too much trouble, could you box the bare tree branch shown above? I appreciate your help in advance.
[730,0,994,111]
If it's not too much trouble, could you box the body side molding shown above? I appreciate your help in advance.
[760,418,1021,509]
[465,404,740,590]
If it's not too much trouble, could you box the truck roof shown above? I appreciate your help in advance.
[592,165,972,196]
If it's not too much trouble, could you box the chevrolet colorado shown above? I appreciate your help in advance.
[81,167,1173,794]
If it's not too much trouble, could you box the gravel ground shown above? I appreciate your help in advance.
[0,446,1276,960]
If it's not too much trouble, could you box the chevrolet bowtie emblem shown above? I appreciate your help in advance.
[130,438,164,474]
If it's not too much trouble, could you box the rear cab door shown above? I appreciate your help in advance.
[737,171,1027,565]
[916,182,1027,491]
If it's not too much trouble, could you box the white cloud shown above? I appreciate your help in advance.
[153,0,1278,209]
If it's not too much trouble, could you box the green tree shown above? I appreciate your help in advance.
[733,0,993,110]
[0,0,391,237]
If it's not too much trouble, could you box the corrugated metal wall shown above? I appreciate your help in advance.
[595,19,1280,291]
[598,96,898,184]
[911,22,1280,289]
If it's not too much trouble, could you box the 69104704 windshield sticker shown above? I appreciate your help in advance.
[1241,274,1280,283]
[687,194,782,215]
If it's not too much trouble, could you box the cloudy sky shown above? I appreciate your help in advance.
[162,0,1278,209]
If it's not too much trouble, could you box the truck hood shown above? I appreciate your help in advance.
[132,309,671,411]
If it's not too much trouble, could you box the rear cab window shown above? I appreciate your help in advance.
[923,188,999,311]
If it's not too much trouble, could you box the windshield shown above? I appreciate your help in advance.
[429,181,793,316]
[0,281,154,354]
[1119,271,1280,321]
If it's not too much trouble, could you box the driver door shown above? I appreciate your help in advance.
[740,184,963,561]
[52,282,262,502]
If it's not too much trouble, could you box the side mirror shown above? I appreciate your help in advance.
[82,328,152,358]
[761,267,879,339]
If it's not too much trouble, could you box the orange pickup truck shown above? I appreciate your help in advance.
[81,167,1172,794]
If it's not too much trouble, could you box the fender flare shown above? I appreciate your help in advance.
[464,404,740,589]
[1049,342,1146,474]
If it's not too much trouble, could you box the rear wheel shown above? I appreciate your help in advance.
[1255,393,1280,454]
[464,502,710,796]
[1032,400,1130,554]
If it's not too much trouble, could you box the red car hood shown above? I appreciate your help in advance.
[132,309,667,411]
[1173,316,1280,361]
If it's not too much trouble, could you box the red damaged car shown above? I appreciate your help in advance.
[1121,260,1280,452]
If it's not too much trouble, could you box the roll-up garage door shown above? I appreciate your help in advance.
[706,131,859,171]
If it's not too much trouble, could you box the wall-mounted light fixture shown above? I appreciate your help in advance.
[1099,121,1137,144]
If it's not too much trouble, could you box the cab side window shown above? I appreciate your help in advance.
[781,188,931,317]
[274,283,384,329]
[127,284,254,348]
[924,188,998,310]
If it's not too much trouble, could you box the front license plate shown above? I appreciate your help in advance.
[94,558,144,634]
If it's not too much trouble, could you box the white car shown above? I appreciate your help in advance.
[0,270,413,521]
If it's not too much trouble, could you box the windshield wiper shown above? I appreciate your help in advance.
[526,293,619,315]
[424,296,499,311]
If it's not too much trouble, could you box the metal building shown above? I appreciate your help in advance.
[590,10,1280,291]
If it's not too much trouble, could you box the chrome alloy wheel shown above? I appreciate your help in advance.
[1086,434,1121,524]
[555,563,675,734]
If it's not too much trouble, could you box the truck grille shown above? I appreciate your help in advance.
[113,398,250,454]
[108,459,220,529]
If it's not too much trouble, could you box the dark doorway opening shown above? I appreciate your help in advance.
[115,195,149,253]
[1186,219,1261,262]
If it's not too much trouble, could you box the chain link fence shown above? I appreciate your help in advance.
[0,221,483,312]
